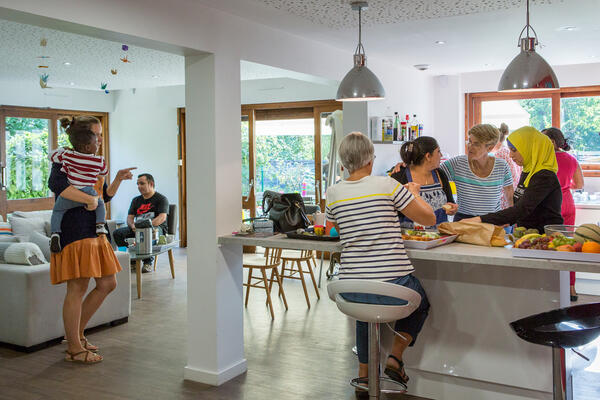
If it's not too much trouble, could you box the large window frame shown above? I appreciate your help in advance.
[0,105,111,218]
[466,85,600,177]
[241,100,341,216]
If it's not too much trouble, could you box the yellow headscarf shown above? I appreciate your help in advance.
[507,126,558,187]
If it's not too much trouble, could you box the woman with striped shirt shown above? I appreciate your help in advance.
[440,124,514,221]
[325,132,435,396]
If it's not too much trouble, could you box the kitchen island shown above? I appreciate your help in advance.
[218,234,599,400]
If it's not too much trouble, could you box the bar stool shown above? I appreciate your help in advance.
[510,303,600,400]
[327,279,422,399]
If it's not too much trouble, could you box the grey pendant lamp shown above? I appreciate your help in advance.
[498,0,559,91]
[336,1,385,101]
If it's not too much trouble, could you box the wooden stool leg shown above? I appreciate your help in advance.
[244,267,253,307]
[168,249,175,278]
[261,267,275,320]
[273,268,288,310]
[306,258,320,300]
[296,260,311,308]
[153,256,158,271]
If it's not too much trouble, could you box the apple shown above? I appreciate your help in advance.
[572,242,583,252]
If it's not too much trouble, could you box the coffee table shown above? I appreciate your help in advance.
[129,241,179,299]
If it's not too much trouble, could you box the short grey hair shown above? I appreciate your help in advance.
[338,132,374,174]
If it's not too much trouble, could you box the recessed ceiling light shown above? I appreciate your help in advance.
[435,40,446,45]
[413,64,430,71]
[69,82,75,86]
[152,75,159,79]
[63,62,71,66]
[558,26,577,31]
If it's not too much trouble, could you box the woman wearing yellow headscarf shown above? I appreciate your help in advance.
[465,126,563,232]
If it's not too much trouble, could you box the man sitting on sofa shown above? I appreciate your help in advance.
[113,173,169,273]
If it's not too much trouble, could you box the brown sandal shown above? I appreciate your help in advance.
[64,349,103,364]
[61,337,99,352]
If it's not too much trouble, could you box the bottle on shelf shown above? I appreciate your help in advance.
[393,112,400,141]
[411,114,419,140]
[400,120,407,141]
[405,114,411,140]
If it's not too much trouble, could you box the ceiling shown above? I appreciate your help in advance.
[1,0,598,91]
[199,0,600,74]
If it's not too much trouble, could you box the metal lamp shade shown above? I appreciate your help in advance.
[498,49,559,91]
[336,65,385,101]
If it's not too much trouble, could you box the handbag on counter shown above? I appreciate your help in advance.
[261,190,310,233]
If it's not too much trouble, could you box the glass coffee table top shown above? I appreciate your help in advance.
[128,241,179,261]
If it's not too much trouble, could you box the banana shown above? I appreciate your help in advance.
[515,233,542,247]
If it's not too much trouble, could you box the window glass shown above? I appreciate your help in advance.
[481,98,552,133]
[560,96,600,164]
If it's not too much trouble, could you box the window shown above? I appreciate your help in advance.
[241,101,341,217]
[0,106,109,217]
[466,87,600,177]
[560,96,600,165]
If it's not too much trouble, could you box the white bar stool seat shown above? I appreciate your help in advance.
[327,279,421,399]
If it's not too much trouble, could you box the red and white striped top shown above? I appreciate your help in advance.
[50,148,108,188]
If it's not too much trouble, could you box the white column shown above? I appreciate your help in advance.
[342,101,369,135]
[183,53,246,385]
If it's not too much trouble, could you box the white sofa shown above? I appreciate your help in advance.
[0,210,131,351]
[0,252,130,350]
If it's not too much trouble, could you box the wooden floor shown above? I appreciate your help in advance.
[0,249,429,400]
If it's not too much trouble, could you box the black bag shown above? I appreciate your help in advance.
[261,191,310,233]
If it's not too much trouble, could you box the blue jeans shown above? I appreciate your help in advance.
[341,274,430,364]
[51,186,105,233]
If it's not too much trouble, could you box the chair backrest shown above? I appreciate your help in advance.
[327,279,422,324]
[167,204,177,235]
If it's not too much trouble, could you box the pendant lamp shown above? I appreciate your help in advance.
[498,0,559,91]
[336,1,385,101]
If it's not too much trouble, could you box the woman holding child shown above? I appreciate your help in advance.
[48,115,135,364]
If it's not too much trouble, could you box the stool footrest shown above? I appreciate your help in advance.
[350,377,407,394]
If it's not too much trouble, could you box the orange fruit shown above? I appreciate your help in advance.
[582,241,600,253]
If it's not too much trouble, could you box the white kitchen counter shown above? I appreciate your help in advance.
[219,234,598,399]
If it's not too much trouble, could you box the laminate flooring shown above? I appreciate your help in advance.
[0,249,429,400]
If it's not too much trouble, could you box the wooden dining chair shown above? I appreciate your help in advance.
[243,247,288,320]
[279,249,320,308]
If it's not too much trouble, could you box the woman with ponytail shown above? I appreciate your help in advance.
[390,137,457,228]
[493,123,521,209]
[542,127,584,301]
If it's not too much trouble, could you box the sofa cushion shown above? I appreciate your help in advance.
[8,216,46,237]
[11,210,53,224]
[27,232,51,263]
[0,221,12,236]
[0,242,46,265]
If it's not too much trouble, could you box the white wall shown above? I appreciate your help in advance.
[108,86,183,222]
[241,78,336,104]
[0,80,114,111]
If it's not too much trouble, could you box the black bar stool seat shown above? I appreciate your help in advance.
[510,303,600,400]
[510,303,600,348]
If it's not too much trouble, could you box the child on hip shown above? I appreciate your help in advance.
[49,129,108,253]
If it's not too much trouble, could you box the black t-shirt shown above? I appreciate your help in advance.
[480,169,563,232]
[128,192,169,233]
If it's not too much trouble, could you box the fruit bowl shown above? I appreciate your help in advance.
[544,225,578,238]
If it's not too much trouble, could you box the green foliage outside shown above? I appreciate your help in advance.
[518,97,600,162]
[4,117,50,200]
[241,119,333,208]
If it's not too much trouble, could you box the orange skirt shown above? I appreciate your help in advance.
[50,236,122,285]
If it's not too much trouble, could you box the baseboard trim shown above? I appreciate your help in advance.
[183,358,247,386]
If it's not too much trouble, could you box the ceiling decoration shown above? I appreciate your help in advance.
[257,0,560,29]
[0,19,184,90]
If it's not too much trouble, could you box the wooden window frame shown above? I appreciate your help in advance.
[466,85,600,177]
[241,100,341,214]
[0,105,110,217]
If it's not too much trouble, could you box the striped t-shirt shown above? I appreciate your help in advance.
[325,175,415,281]
[50,148,108,189]
[440,155,512,216]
